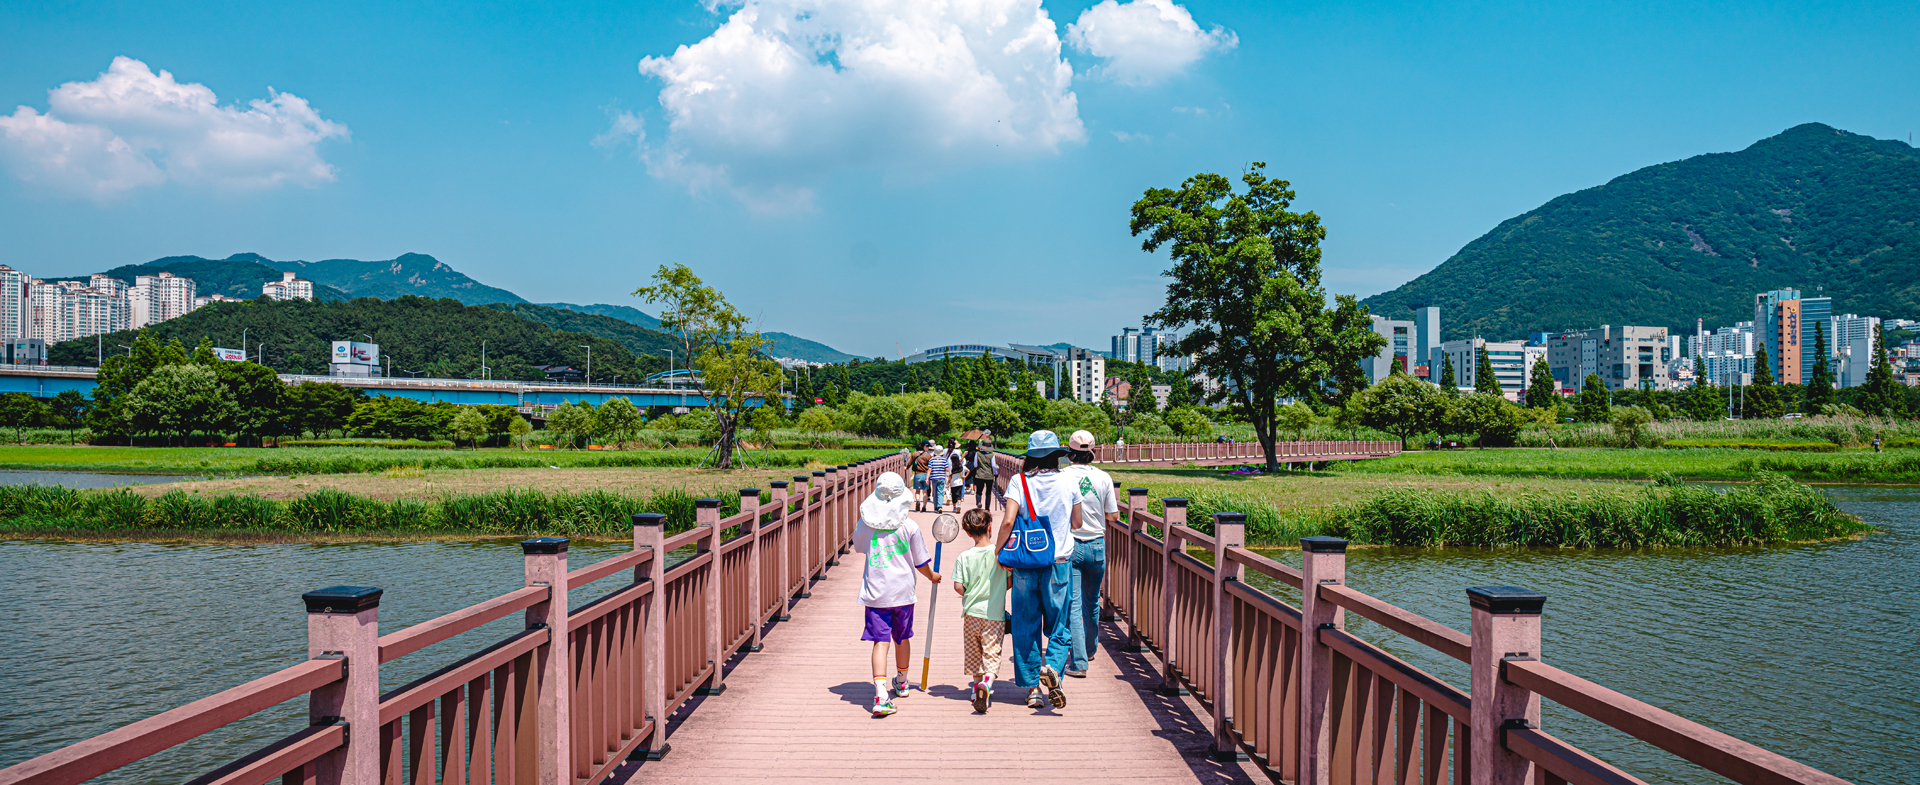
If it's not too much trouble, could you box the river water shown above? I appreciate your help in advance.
[0,490,1912,784]
[0,470,203,488]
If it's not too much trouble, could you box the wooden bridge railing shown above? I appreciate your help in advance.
[0,454,901,785]
[1107,487,1855,785]
[1090,439,1401,465]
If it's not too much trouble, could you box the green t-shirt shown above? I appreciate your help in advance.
[950,546,1008,621]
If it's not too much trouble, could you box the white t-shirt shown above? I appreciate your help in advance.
[852,519,932,608]
[1064,463,1118,541]
[1005,470,1078,562]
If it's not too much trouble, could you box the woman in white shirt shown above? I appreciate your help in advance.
[998,430,1082,711]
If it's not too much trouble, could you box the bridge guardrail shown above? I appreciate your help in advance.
[1105,488,1856,785]
[0,454,898,785]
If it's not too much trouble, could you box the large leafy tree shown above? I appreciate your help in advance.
[1132,163,1386,470]
[123,364,237,444]
[1351,374,1449,446]
[1573,374,1611,422]
[1805,327,1834,412]
[1745,346,1783,419]
[0,393,44,443]
[46,390,89,444]
[635,263,783,468]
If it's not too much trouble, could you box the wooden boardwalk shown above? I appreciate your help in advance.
[618,499,1263,784]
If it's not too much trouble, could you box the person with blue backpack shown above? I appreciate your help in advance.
[995,430,1084,711]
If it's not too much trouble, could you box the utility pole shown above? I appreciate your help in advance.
[242,327,249,360]
[577,345,592,385]
[481,341,489,381]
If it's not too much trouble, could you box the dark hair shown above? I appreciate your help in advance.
[1021,453,1062,473]
[961,508,993,536]
[1068,449,1094,465]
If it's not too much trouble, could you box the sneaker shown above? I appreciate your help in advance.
[892,677,910,698]
[972,681,990,713]
[1026,689,1045,709]
[1039,666,1066,709]
[1064,668,1087,678]
[872,698,896,717]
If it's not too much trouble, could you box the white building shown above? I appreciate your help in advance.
[262,271,315,301]
[0,266,31,340]
[130,272,196,328]
[1690,322,1757,387]
[1440,338,1536,399]
[193,293,245,310]
[1061,346,1106,404]
[1830,313,1880,388]
[1362,315,1415,384]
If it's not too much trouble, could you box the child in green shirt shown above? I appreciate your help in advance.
[950,508,1010,713]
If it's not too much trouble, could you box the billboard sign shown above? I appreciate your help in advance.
[211,347,246,362]
[331,341,380,366]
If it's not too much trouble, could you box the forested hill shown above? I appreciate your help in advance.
[49,296,663,382]
[1361,123,1920,339]
[263,253,526,305]
[541,302,858,363]
[484,303,680,360]
[87,257,352,302]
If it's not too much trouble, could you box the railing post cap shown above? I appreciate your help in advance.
[632,512,667,527]
[812,471,826,477]
[521,537,569,554]
[1113,480,1123,487]
[303,586,383,614]
[695,498,721,509]
[1300,536,1348,553]
[1466,586,1547,614]
[1213,512,1246,525]
[1128,486,1149,495]
[793,475,810,483]
[1162,497,1188,508]
[740,487,761,497]
[771,480,789,488]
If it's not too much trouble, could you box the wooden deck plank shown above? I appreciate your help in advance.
[619,499,1261,784]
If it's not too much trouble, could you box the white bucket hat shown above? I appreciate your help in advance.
[860,471,914,530]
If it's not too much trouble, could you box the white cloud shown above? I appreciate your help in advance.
[627,0,1085,211]
[1066,0,1237,87]
[0,57,348,200]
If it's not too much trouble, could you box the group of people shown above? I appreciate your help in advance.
[856,428,1118,717]
[902,435,1001,514]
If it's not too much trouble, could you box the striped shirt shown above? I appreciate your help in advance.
[927,452,949,487]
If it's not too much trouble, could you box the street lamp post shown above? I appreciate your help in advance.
[481,340,489,381]
[241,328,249,360]
[382,355,392,379]
[116,344,131,357]
[577,345,592,385]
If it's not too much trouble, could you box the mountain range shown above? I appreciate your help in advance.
[58,253,856,363]
[1362,123,1920,340]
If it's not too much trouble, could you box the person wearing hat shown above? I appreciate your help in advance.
[853,471,943,716]
[1061,430,1119,677]
[996,430,1084,711]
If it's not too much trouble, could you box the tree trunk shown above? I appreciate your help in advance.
[714,415,737,469]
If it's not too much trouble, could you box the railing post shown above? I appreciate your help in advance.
[794,474,814,599]
[521,537,570,785]
[303,586,382,785]
[741,488,763,652]
[1298,536,1348,785]
[770,481,793,621]
[826,466,842,565]
[695,498,725,695]
[1468,586,1545,785]
[1210,513,1248,761]
[1123,487,1150,653]
[632,512,670,761]
[1101,479,1122,623]
[1158,497,1188,696]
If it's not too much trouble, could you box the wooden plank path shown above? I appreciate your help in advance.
[620,499,1263,784]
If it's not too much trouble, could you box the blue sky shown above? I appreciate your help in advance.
[1,0,1915,358]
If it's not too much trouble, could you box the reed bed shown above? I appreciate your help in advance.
[1514,416,1920,449]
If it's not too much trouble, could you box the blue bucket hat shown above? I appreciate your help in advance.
[1025,430,1068,458]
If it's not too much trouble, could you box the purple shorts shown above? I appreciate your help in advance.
[861,604,915,643]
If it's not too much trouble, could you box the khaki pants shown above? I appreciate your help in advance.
[961,615,1006,677]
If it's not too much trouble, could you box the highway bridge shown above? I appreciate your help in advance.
[0,364,754,409]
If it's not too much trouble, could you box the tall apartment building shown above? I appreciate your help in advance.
[1439,337,1535,398]
[1689,322,1758,386]
[1413,306,1441,380]
[262,271,315,301]
[0,266,32,340]
[1546,325,1672,392]
[1363,315,1414,384]
[1152,331,1189,372]
[1753,288,1833,384]
[1830,313,1880,388]
[1061,346,1106,404]
[130,272,196,328]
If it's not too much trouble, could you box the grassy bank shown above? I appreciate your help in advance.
[0,445,887,475]
[1328,447,1920,483]
[1108,467,1866,547]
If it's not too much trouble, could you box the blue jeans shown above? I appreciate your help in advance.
[1067,537,1107,671]
[1009,562,1071,689]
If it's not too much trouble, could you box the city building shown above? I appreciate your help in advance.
[262,271,315,301]
[1753,288,1833,384]
[1362,315,1414,384]
[1690,322,1757,387]
[1413,307,1442,382]
[1152,331,1189,372]
[1060,346,1106,404]
[1439,338,1536,399]
[1546,325,1673,392]
[193,294,246,309]
[0,266,31,340]
[130,272,197,328]
[1830,313,1880,388]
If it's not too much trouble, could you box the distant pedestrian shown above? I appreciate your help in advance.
[951,508,1009,713]
[969,442,999,513]
[948,439,966,508]
[1115,437,1126,461]
[911,442,933,511]
[927,442,951,514]
[854,472,941,717]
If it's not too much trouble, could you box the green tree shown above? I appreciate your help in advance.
[1745,346,1783,419]
[1132,163,1387,470]
[1611,405,1655,448]
[448,407,490,449]
[1011,366,1047,427]
[47,390,89,444]
[1164,373,1194,409]
[507,414,533,449]
[964,398,1023,437]
[212,361,285,446]
[596,397,644,448]
[284,382,360,437]
[1474,348,1503,396]
[1275,401,1313,440]
[122,364,236,445]
[0,393,44,444]
[1805,328,1834,413]
[635,263,782,468]
[1857,324,1906,417]
[860,395,909,437]
[1351,374,1449,446]
[907,401,954,438]
[797,406,836,444]
[1687,378,1723,421]
[1573,374,1611,423]
[1439,354,1457,391]
[1524,357,1558,408]
[1448,393,1523,448]
[1164,407,1214,439]
[545,402,595,448]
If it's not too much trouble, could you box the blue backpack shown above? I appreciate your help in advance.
[998,473,1056,569]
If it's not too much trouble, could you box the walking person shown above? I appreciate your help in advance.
[950,508,1009,713]
[1061,430,1118,677]
[853,471,942,717]
[997,430,1083,710]
[947,439,966,509]
[911,442,933,511]
[926,440,951,514]
[968,441,998,513]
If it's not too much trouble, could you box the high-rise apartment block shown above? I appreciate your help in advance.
[1753,288,1834,384]
[1689,322,1758,386]
[263,271,315,301]
[1546,325,1672,392]
[1830,313,1880,388]
[131,272,196,328]
[0,265,204,353]
[1061,346,1107,404]
[1413,306,1441,380]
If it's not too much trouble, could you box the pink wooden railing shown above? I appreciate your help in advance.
[1089,439,1400,466]
[1107,487,1855,785]
[0,455,901,785]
